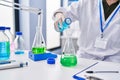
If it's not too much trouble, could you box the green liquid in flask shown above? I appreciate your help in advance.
[32,47,46,54]
[60,54,77,67]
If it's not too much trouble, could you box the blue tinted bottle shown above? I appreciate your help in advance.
[58,18,72,32]
[5,27,14,52]
[14,32,25,54]
[0,26,10,60]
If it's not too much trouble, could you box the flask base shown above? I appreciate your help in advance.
[60,54,77,67]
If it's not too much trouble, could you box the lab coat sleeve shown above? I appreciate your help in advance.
[53,0,83,22]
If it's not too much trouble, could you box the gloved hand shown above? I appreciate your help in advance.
[53,12,65,32]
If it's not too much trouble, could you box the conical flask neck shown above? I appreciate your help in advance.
[62,36,75,55]
[32,26,46,54]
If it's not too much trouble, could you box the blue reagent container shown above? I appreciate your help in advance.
[0,26,10,60]
[58,18,72,32]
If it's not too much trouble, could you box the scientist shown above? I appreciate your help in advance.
[53,0,120,63]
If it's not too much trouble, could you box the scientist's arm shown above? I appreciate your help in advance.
[53,1,82,31]
[53,0,82,22]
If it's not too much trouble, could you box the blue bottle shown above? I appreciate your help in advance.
[5,27,14,52]
[58,18,72,32]
[0,26,10,60]
[14,32,25,54]
[5,27,14,44]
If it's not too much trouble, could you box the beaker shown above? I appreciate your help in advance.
[60,28,77,67]
[32,26,46,54]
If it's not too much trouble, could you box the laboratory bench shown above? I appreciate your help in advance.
[0,51,120,80]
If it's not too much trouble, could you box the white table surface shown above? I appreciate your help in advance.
[0,51,120,80]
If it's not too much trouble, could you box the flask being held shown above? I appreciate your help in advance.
[0,26,10,60]
[14,32,25,54]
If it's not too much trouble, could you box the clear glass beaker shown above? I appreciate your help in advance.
[60,28,77,67]
[32,26,46,54]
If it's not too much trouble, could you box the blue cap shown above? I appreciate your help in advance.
[64,18,72,25]
[5,27,11,30]
[0,26,6,30]
[16,32,22,35]
[47,58,55,64]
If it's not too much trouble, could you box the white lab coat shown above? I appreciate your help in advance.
[54,0,120,63]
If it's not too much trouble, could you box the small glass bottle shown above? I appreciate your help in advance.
[14,32,25,54]
[58,18,72,32]
[0,26,10,60]
[5,27,14,52]
[60,28,77,67]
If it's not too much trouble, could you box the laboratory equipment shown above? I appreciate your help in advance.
[85,75,103,80]
[5,27,14,44]
[47,58,55,64]
[0,60,16,65]
[60,28,77,67]
[86,71,119,73]
[0,0,45,54]
[14,32,25,54]
[32,26,46,54]
[0,26,10,60]
[58,18,72,32]
[29,51,57,61]
[0,61,28,70]
[5,27,14,52]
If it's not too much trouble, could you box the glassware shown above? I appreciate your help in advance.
[60,28,77,67]
[0,26,10,60]
[5,27,14,52]
[58,18,72,32]
[14,32,25,54]
[32,26,46,54]
[5,27,14,44]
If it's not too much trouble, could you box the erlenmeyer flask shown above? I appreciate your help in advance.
[32,26,46,54]
[60,28,77,67]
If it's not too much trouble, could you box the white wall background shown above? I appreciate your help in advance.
[46,0,61,49]
[0,0,15,35]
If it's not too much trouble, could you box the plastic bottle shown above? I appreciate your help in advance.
[58,18,72,32]
[0,26,10,60]
[14,32,25,54]
[4,27,14,52]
